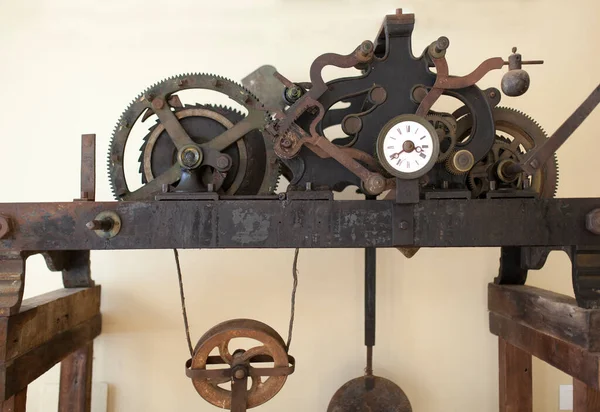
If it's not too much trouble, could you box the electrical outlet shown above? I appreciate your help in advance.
[559,384,573,410]
[41,382,108,412]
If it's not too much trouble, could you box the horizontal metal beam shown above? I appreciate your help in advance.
[0,198,598,251]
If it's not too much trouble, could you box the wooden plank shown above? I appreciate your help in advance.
[59,342,93,412]
[0,286,101,362]
[0,314,101,401]
[575,379,600,412]
[489,312,600,390]
[1,388,26,412]
[0,254,25,317]
[498,338,532,412]
[489,283,600,351]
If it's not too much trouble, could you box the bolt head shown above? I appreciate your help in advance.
[0,216,11,239]
[216,155,230,170]
[360,40,374,55]
[233,368,246,380]
[179,146,202,169]
[436,36,450,51]
[399,221,409,230]
[586,209,600,235]
[151,97,165,110]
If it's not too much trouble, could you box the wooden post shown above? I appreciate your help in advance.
[59,342,93,412]
[498,338,532,412]
[1,389,26,412]
[574,379,600,412]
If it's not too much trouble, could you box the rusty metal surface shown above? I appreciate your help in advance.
[0,198,600,251]
[190,319,290,410]
[327,376,412,412]
[78,134,95,201]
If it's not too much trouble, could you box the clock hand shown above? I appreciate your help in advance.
[389,150,405,160]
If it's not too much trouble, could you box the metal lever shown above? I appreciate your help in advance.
[505,84,600,177]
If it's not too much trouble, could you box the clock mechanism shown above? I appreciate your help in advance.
[107,9,566,203]
[376,114,440,179]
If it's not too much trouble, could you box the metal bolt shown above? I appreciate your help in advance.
[280,138,293,149]
[489,181,497,191]
[216,155,231,170]
[529,159,540,169]
[586,209,600,235]
[234,368,246,380]
[306,182,312,191]
[441,181,449,189]
[360,40,374,56]
[207,183,214,192]
[489,90,497,99]
[435,36,450,52]
[0,216,12,239]
[151,97,165,110]
[162,184,170,193]
[180,147,202,168]
[86,219,113,232]
[285,85,303,103]
[399,221,409,230]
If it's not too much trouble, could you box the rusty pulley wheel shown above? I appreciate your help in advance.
[190,319,289,409]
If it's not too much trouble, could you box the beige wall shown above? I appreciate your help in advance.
[0,0,599,410]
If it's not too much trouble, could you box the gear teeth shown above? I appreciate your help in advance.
[108,72,274,199]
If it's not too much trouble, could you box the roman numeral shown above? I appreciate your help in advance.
[407,125,410,133]
[396,128,402,135]
[422,145,429,148]
[420,153,426,159]
[420,136,426,140]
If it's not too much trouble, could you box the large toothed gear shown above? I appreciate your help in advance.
[458,106,559,198]
[108,73,280,200]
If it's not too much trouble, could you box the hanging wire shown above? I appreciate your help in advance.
[286,248,300,352]
[173,249,194,357]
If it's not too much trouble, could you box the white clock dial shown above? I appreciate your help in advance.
[377,114,440,179]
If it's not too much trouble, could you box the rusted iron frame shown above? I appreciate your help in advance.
[0,198,599,251]
[273,43,391,194]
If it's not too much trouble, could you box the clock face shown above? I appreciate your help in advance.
[377,114,440,179]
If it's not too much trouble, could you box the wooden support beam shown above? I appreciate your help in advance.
[489,283,600,351]
[574,379,600,412]
[1,388,26,412]
[490,312,600,390]
[0,286,101,362]
[0,314,100,401]
[0,286,101,401]
[498,338,532,412]
[59,342,93,412]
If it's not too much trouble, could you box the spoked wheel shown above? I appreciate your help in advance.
[189,319,290,410]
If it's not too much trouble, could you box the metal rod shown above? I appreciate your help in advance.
[510,83,600,176]
[365,247,376,376]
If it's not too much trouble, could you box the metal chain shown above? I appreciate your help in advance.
[286,248,300,352]
[173,249,194,357]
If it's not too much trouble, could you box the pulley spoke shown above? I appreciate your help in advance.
[218,341,233,364]
[239,345,270,363]
[203,110,264,152]
[151,97,196,150]
[122,164,181,201]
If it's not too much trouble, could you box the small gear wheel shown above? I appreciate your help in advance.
[426,113,458,163]
[460,107,559,198]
